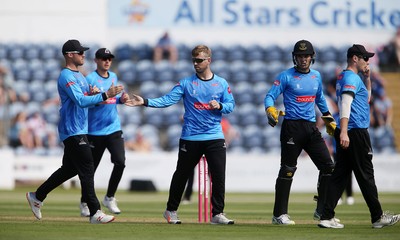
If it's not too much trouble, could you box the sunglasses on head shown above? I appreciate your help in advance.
[192,58,208,63]
[358,55,369,62]
[66,51,84,55]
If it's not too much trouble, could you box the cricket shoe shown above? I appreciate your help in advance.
[211,213,234,225]
[372,212,400,229]
[80,202,90,217]
[318,218,344,228]
[313,211,340,222]
[272,214,295,225]
[163,210,181,224]
[90,210,115,224]
[102,196,121,214]
[26,192,43,220]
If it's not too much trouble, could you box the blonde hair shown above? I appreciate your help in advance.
[192,45,212,58]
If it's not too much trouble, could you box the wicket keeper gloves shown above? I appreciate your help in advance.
[266,107,285,127]
[321,114,336,136]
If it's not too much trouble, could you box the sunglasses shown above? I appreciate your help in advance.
[192,58,209,63]
[66,51,84,55]
[101,58,113,61]
[358,55,369,62]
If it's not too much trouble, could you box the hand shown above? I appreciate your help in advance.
[106,83,124,98]
[125,93,144,106]
[340,131,350,149]
[321,115,337,136]
[266,107,285,127]
[120,92,130,104]
[89,85,100,95]
[208,100,220,110]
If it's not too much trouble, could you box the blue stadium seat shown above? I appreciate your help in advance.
[40,44,59,60]
[8,43,25,60]
[245,44,265,62]
[114,43,134,61]
[236,103,259,126]
[317,45,339,63]
[140,124,161,150]
[162,104,183,126]
[177,43,191,61]
[234,81,253,105]
[229,60,249,84]
[143,106,164,127]
[212,60,230,80]
[265,61,285,83]
[117,60,136,84]
[121,105,142,125]
[132,43,153,60]
[166,124,182,151]
[248,60,268,83]
[226,44,246,62]
[242,124,264,150]
[158,80,177,94]
[140,81,160,98]
[0,43,8,59]
[209,44,227,61]
[24,44,41,60]
[263,126,281,153]
[264,45,284,63]
[136,60,155,83]
[154,60,175,82]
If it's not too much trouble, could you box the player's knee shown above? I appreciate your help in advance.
[320,163,335,176]
[278,165,297,179]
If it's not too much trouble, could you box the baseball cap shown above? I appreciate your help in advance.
[292,40,315,55]
[62,39,89,54]
[95,48,115,59]
[347,44,375,59]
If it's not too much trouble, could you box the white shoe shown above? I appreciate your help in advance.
[102,196,121,214]
[211,213,234,225]
[26,192,43,220]
[272,214,295,225]
[89,210,115,224]
[372,212,400,229]
[163,210,181,224]
[318,218,344,228]
[313,211,340,222]
[80,202,90,217]
[346,196,354,205]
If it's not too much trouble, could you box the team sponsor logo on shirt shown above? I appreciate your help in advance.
[296,96,315,102]
[66,82,75,88]
[344,84,356,90]
[273,80,280,86]
[228,86,232,94]
[194,102,211,110]
[103,97,117,104]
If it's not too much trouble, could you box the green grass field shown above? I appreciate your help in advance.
[0,187,399,240]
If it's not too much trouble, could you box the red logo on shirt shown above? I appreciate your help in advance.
[194,102,211,110]
[344,84,356,90]
[296,96,316,102]
[273,80,280,86]
[66,82,75,88]
[228,86,232,94]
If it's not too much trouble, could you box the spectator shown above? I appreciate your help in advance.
[153,31,178,64]
[26,111,58,149]
[125,130,152,152]
[0,65,17,146]
[378,27,400,71]
[8,111,35,149]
